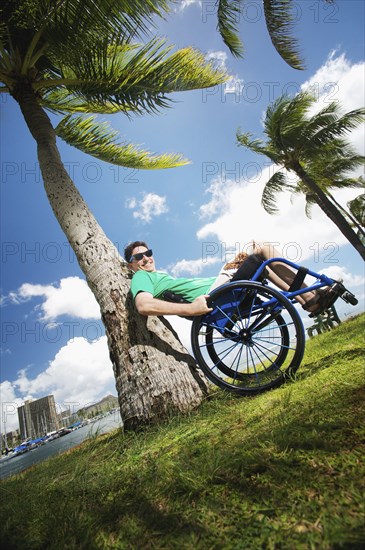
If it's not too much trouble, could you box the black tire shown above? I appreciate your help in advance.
[191,281,305,395]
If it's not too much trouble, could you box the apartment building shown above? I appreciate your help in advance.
[18,395,60,439]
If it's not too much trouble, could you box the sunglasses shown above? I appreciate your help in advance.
[129,249,153,263]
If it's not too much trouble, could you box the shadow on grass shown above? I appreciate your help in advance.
[294,348,364,382]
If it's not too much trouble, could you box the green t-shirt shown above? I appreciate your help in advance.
[131,271,216,303]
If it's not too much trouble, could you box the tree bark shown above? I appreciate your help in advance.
[292,162,365,261]
[13,84,208,430]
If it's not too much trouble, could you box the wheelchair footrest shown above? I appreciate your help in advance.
[337,283,358,305]
[309,281,358,318]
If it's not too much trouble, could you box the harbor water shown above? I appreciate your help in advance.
[0,412,123,480]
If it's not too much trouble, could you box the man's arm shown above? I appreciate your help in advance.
[135,292,213,317]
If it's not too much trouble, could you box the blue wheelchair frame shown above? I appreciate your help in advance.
[190,257,357,395]
[251,257,337,304]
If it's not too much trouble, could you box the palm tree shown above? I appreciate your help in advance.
[277,143,365,240]
[0,1,342,430]
[1,0,228,429]
[237,93,365,261]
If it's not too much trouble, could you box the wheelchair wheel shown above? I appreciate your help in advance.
[191,281,305,395]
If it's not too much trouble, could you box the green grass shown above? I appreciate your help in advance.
[1,314,364,550]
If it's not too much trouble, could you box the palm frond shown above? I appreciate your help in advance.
[261,170,291,214]
[236,130,280,163]
[328,178,365,190]
[297,138,365,177]
[39,39,227,116]
[311,155,365,179]
[263,0,305,69]
[288,181,316,218]
[296,101,339,148]
[264,93,314,151]
[4,0,169,45]
[1,0,171,82]
[347,193,365,228]
[40,88,124,114]
[303,193,316,219]
[308,107,365,148]
[55,115,189,169]
[236,131,264,151]
[264,96,290,150]
[275,93,316,149]
[217,0,244,58]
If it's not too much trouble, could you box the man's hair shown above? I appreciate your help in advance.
[124,241,149,262]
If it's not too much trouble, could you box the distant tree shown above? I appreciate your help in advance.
[237,93,365,260]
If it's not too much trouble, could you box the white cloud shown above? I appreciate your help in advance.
[205,51,228,71]
[224,75,245,97]
[301,51,365,109]
[199,176,241,219]
[11,277,100,321]
[205,51,244,98]
[169,255,220,277]
[301,52,365,154]
[320,265,365,288]
[126,192,169,223]
[196,166,359,262]
[178,0,201,11]
[1,336,115,433]
[126,197,137,209]
[0,380,24,433]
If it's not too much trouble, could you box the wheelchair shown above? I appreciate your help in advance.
[189,257,358,396]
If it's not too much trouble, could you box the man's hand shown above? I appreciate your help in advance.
[189,295,213,316]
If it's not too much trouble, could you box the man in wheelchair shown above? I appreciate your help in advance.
[124,240,337,318]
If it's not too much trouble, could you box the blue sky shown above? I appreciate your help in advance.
[1,1,364,433]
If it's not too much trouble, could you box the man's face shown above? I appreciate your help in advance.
[128,245,156,273]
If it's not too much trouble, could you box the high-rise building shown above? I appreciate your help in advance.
[17,395,60,440]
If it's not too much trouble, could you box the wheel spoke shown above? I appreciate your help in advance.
[253,337,298,352]
[251,340,283,369]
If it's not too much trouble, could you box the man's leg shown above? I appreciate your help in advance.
[249,241,317,307]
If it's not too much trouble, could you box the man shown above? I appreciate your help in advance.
[124,240,333,317]
[125,240,214,317]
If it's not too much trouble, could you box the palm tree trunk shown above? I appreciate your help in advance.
[13,84,208,430]
[292,162,365,261]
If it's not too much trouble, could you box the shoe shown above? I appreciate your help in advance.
[303,286,339,318]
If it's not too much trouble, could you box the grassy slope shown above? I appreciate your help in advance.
[1,314,364,550]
